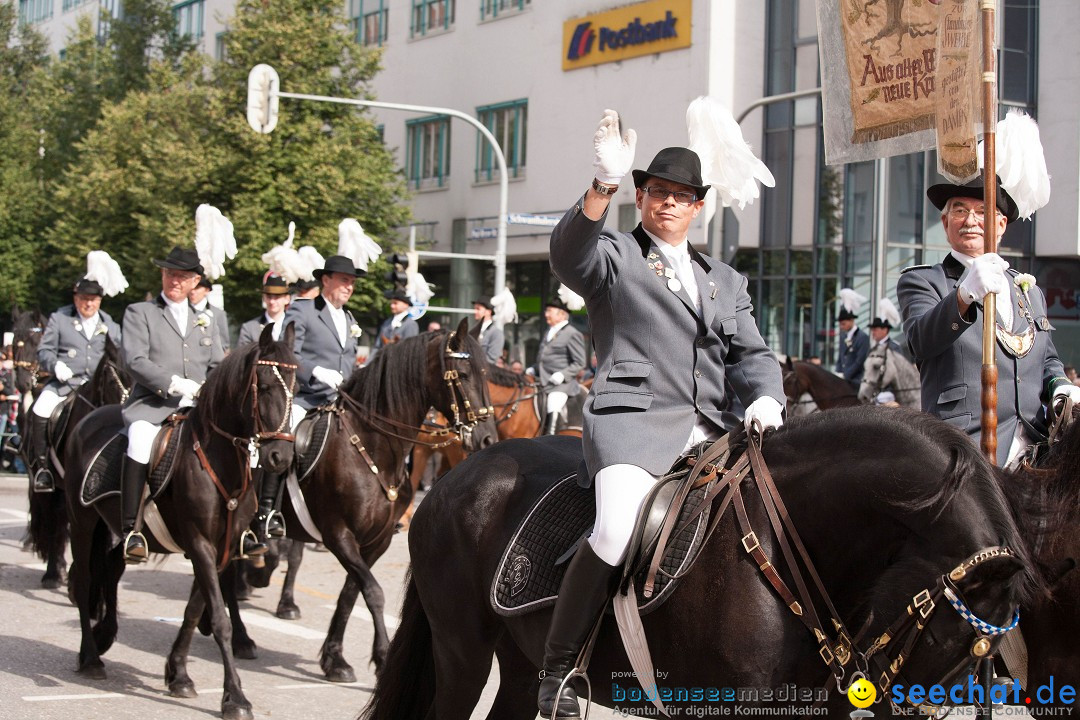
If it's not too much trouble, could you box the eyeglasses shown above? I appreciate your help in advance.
[948,206,986,221]
[642,186,699,205]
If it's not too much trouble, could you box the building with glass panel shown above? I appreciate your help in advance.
[18,0,1080,368]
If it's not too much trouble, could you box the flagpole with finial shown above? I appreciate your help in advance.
[979,0,999,464]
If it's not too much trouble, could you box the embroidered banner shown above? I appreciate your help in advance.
[935,0,982,183]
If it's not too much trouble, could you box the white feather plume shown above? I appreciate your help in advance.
[406,271,434,305]
[686,96,775,210]
[994,109,1051,220]
[84,251,128,297]
[557,284,586,312]
[491,288,518,327]
[839,287,866,315]
[260,221,307,283]
[337,219,382,272]
[193,204,237,281]
[877,297,901,328]
[297,246,325,281]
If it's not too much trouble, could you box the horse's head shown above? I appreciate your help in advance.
[250,323,299,473]
[429,318,497,452]
[91,334,131,406]
[11,307,47,393]
[858,344,888,403]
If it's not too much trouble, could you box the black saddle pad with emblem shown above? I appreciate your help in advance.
[148,419,186,497]
[80,423,185,506]
[295,409,332,482]
[491,473,713,617]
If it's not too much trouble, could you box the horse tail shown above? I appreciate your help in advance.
[24,485,69,563]
[359,574,435,720]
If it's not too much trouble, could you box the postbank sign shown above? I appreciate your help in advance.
[562,0,692,71]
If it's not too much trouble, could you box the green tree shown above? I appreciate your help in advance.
[44,0,411,327]
[0,5,48,312]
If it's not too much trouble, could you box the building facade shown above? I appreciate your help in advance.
[20,0,1080,369]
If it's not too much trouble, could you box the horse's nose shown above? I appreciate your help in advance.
[479,431,495,448]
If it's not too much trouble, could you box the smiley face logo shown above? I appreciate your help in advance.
[847,676,876,708]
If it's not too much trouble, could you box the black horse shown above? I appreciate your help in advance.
[994,403,1080,709]
[226,320,497,679]
[62,325,297,720]
[363,406,1036,719]
[9,305,47,396]
[24,335,130,589]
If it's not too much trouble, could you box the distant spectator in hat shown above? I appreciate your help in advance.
[28,259,123,492]
[526,296,585,436]
[898,174,1079,466]
[426,320,442,332]
[237,274,292,347]
[469,295,504,364]
[867,298,905,356]
[835,304,869,388]
[120,245,223,562]
[373,290,419,354]
[189,276,231,353]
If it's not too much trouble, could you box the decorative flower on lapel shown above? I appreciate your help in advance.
[195,313,211,329]
[94,324,108,336]
[350,323,362,338]
[1014,273,1036,294]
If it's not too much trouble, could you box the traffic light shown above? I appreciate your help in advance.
[386,252,409,290]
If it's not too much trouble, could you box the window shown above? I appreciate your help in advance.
[475,99,527,183]
[215,32,227,60]
[62,0,88,11]
[411,0,454,37]
[406,115,451,190]
[98,0,120,38]
[18,0,53,25]
[349,0,388,47]
[174,0,205,40]
[480,0,529,21]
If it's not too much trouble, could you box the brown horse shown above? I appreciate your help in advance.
[782,357,861,412]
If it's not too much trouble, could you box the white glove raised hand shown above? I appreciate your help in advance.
[312,366,344,390]
[1052,383,1080,408]
[168,375,202,399]
[744,396,785,434]
[548,371,565,386]
[593,109,637,186]
[53,360,73,383]
[958,253,1010,305]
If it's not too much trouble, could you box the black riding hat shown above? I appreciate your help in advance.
[544,297,570,313]
[262,274,290,295]
[153,246,204,275]
[386,289,412,306]
[473,295,494,311]
[926,175,1020,224]
[313,255,363,279]
[868,316,892,329]
[836,308,857,322]
[72,278,104,296]
[632,147,711,200]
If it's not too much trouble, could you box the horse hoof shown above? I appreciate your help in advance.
[77,663,107,680]
[235,587,252,602]
[233,642,258,660]
[41,576,63,590]
[169,682,198,699]
[222,704,254,720]
[276,605,300,620]
[325,666,356,683]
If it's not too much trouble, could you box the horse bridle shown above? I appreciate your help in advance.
[864,345,918,400]
[106,362,131,404]
[438,330,494,445]
[858,546,1021,716]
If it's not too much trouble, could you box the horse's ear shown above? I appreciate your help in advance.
[782,356,794,372]
[450,318,470,350]
[281,321,295,348]
[258,322,276,351]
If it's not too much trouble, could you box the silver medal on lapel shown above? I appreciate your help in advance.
[664,267,682,293]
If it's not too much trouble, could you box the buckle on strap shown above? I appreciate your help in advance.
[741,531,760,554]
[911,588,935,619]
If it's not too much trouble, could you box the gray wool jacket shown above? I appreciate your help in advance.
[38,305,121,397]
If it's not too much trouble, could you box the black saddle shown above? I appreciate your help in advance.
[80,415,188,507]
[294,408,333,482]
[46,392,78,449]
[490,442,720,617]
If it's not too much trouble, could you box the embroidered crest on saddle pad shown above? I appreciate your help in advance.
[80,418,187,506]
[491,473,713,617]
[294,409,332,482]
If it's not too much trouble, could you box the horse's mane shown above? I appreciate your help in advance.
[196,337,291,430]
[485,361,526,388]
[86,335,127,407]
[339,332,436,419]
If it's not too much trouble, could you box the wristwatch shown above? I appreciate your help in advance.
[591,178,619,196]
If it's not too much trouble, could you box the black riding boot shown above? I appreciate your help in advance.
[538,542,621,720]
[245,472,285,557]
[120,457,149,564]
[30,417,54,492]
[544,412,560,436]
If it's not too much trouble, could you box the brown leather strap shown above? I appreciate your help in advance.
[193,432,251,572]
[732,484,803,616]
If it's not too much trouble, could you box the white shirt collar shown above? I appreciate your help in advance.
[846,327,859,341]
[643,227,690,256]
[546,320,568,340]
[480,318,493,332]
[391,311,409,328]
[192,298,209,312]
[162,294,188,312]
[949,250,976,269]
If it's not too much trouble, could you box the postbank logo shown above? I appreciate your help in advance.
[562,0,692,71]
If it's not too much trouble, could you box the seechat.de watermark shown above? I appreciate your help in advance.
[890,675,1075,711]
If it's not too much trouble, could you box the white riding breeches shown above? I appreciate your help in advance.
[545,390,568,415]
[31,388,63,418]
[290,404,307,432]
[126,420,161,464]
[588,464,659,566]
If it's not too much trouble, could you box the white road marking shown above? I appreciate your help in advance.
[23,692,125,702]
[154,612,326,640]
[273,682,368,690]
[321,604,400,630]
[0,508,28,520]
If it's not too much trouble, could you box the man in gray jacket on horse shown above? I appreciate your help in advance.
[538,110,786,719]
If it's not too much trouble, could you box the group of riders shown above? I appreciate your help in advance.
[11,106,1080,720]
